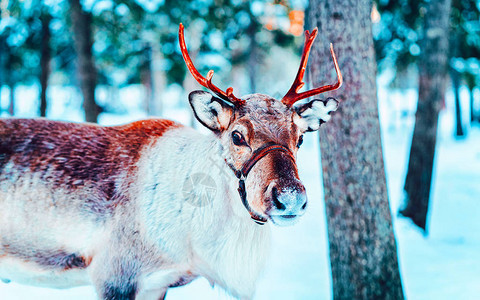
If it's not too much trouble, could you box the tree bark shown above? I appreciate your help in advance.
[400,0,452,231]
[307,1,404,299]
[69,0,100,123]
[450,68,464,137]
[39,11,51,117]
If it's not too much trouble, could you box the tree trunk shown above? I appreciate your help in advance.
[7,83,14,116]
[69,0,100,123]
[307,1,404,299]
[39,11,51,117]
[470,87,477,122]
[140,43,154,115]
[5,44,14,116]
[450,68,464,137]
[151,46,166,117]
[465,75,477,123]
[400,0,452,231]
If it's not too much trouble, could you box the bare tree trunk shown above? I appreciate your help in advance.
[466,74,477,123]
[39,11,51,117]
[400,0,452,231]
[151,46,166,117]
[450,68,464,137]
[7,83,14,116]
[470,87,477,122]
[5,45,14,116]
[307,0,404,298]
[140,43,154,115]
[69,0,100,123]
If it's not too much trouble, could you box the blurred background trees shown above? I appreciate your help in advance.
[2,0,477,130]
[373,0,480,231]
[374,0,480,137]
[0,0,299,121]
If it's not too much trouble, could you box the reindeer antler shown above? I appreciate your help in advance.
[282,28,343,107]
[179,23,245,106]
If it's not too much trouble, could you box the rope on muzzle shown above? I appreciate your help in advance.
[227,144,297,225]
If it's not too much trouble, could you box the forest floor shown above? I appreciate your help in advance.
[0,83,479,299]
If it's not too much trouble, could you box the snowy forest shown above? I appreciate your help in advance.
[0,0,479,299]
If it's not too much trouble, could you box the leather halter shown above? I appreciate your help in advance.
[227,144,297,225]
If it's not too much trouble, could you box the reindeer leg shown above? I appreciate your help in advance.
[135,288,167,300]
[159,290,167,300]
[90,253,141,300]
[101,282,138,300]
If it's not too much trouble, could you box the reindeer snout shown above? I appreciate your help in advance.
[268,180,307,226]
[271,186,307,212]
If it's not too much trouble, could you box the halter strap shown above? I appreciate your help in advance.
[227,143,296,225]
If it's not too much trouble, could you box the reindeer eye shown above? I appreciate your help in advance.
[297,135,304,148]
[232,131,247,146]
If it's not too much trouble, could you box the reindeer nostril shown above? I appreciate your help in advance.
[301,201,307,210]
[271,187,286,210]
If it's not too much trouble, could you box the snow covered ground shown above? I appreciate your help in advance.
[0,82,479,299]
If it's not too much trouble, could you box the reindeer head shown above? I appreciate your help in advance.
[179,24,342,226]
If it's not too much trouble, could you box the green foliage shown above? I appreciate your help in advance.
[0,0,297,90]
[450,0,480,59]
[77,0,295,86]
[0,1,76,86]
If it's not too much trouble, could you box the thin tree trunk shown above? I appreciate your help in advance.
[401,0,452,231]
[450,68,464,137]
[151,46,166,116]
[39,11,51,117]
[466,75,476,123]
[7,83,14,116]
[307,0,404,298]
[470,87,476,122]
[69,0,100,123]
[5,44,14,116]
[140,43,154,115]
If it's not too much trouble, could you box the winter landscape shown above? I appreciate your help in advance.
[1,0,479,299]
[0,78,479,299]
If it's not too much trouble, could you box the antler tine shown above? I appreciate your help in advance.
[282,28,343,107]
[179,23,245,106]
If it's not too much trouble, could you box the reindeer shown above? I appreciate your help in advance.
[0,24,342,299]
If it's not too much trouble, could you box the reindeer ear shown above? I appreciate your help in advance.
[189,90,234,132]
[293,98,339,132]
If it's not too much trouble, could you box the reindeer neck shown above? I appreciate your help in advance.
[137,126,268,234]
[182,131,271,297]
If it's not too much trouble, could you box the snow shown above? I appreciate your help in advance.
[1,80,479,299]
